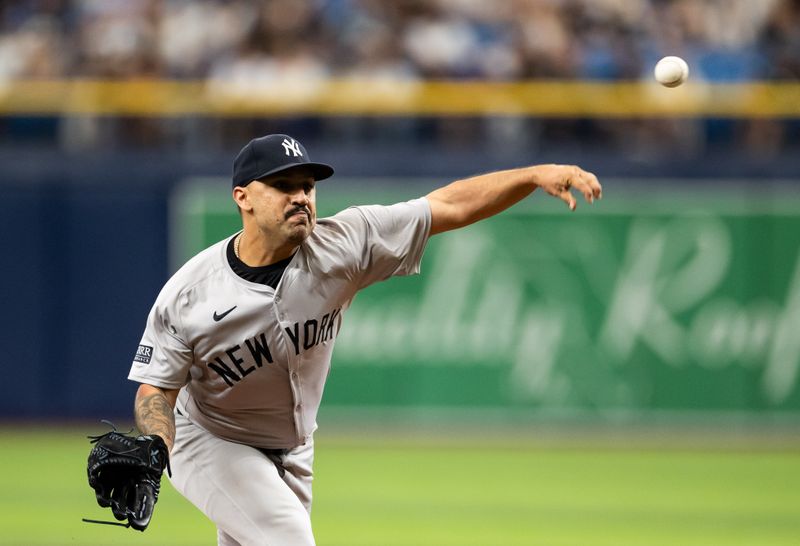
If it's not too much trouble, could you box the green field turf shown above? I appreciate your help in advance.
[1,426,799,546]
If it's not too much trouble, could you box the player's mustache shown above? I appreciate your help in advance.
[286,206,311,219]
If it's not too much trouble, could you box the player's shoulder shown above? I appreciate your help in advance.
[315,198,430,233]
[315,205,366,231]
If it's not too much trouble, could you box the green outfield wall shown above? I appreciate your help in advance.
[172,180,800,419]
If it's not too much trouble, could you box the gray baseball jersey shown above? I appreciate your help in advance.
[128,198,431,449]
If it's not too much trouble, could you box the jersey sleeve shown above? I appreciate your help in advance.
[332,197,432,289]
[127,286,193,390]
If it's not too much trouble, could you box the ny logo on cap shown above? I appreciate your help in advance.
[282,138,303,157]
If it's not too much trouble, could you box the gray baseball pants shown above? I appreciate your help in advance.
[168,411,316,545]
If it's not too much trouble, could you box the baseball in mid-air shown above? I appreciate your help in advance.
[654,56,689,87]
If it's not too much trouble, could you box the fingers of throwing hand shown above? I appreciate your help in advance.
[540,164,602,211]
[577,168,602,200]
[584,169,603,200]
[570,168,602,204]
[560,189,577,211]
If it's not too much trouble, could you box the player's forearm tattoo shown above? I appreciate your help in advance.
[135,392,176,452]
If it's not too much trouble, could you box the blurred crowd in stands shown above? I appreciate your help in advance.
[0,0,798,158]
[3,0,799,81]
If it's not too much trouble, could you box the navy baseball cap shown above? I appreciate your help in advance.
[232,134,334,188]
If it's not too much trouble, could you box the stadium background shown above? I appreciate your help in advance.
[1,1,799,544]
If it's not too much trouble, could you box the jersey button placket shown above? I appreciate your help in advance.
[276,293,304,443]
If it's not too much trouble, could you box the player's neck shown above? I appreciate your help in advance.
[236,229,298,267]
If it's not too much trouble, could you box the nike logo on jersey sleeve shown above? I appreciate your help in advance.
[213,306,237,322]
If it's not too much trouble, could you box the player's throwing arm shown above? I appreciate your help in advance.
[426,164,602,235]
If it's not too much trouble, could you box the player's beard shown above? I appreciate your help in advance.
[284,208,315,245]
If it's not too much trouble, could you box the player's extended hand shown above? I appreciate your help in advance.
[532,164,602,211]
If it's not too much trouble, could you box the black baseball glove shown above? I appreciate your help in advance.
[85,423,171,531]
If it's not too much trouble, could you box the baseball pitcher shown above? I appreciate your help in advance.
[85,133,601,544]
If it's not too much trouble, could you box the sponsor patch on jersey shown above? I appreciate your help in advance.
[134,344,153,365]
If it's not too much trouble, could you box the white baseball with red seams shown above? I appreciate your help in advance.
[654,56,689,87]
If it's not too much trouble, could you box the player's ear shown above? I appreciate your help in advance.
[232,186,252,213]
